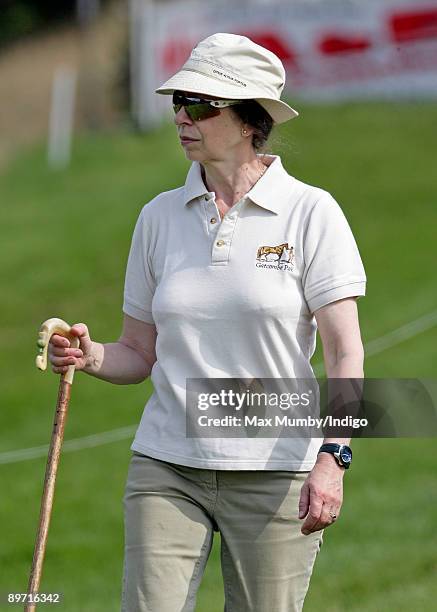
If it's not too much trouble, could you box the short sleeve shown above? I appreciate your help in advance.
[302,193,366,314]
[123,209,156,324]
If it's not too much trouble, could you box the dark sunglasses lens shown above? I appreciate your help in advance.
[172,92,186,105]
[186,103,219,121]
[172,93,221,121]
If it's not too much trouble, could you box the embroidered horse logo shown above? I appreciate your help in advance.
[256,243,294,264]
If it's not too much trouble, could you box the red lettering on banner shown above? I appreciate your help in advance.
[292,41,437,88]
[240,31,298,67]
[161,39,195,73]
[390,9,437,43]
[319,34,372,55]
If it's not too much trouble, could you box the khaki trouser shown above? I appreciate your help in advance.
[122,452,323,612]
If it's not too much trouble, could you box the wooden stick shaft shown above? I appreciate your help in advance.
[25,377,72,612]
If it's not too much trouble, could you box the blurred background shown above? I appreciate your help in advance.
[1,0,436,610]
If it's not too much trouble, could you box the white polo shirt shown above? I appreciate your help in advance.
[123,155,366,470]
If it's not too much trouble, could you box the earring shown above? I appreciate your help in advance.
[242,128,248,136]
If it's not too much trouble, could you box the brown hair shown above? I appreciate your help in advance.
[231,101,274,152]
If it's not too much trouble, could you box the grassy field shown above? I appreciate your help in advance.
[1,102,436,611]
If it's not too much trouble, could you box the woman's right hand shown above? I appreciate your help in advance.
[48,323,93,374]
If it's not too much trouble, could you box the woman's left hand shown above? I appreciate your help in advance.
[298,453,345,535]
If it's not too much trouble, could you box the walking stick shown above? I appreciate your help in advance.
[25,318,80,612]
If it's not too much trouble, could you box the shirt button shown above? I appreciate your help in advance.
[216,239,225,247]
[210,217,217,224]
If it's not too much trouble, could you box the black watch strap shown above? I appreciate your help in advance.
[319,443,342,454]
[318,443,352,469]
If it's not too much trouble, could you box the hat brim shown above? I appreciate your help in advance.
[155,69,298,124]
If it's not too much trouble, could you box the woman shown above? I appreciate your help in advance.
[49,33,366,612]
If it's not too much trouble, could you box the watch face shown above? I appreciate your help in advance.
[340,447,352,465]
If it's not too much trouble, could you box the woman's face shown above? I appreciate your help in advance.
[174,91,248,163]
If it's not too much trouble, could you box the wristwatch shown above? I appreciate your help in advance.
[318,443,352,469]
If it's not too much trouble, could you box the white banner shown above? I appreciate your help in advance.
[131,0,437,125]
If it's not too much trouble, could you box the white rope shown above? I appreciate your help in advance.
[0,425,137,465]
[2,308,437,465]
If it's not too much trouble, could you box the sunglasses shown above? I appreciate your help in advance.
[172,92,242,121]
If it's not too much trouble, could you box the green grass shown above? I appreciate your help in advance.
[1,102,436,611]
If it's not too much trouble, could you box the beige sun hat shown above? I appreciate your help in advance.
[155,32,299,124]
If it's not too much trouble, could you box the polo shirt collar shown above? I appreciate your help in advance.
[183,163,210,205]
[183,155,291,214]
[246,155,290,214]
